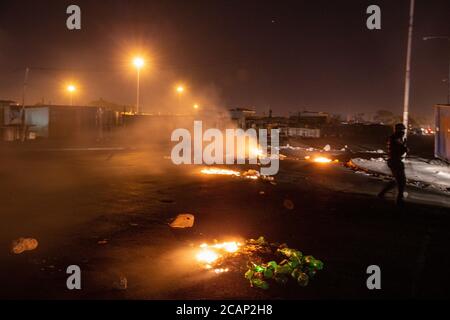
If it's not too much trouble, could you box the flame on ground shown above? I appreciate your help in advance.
[196,241,242,270]
[196,248,219,264]
[200,168,241,176]
[313,156,333,163]
[200,168,260,180]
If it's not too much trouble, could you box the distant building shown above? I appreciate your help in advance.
[289,111,330,128]
[435,104,450,162]
[229,108,256,128]
[23,105,118,140]
[1,100,21,141]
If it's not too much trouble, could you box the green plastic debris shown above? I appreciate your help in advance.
[243,236,324,290]
[251,278,269,290]
[263,268,274,279]
[244,269,254,280]
[297,272,309,287]
[274,264,291,275]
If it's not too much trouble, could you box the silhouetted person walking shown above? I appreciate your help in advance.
[378,123,408,205]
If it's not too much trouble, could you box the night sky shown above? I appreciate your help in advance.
[0,0,449,118]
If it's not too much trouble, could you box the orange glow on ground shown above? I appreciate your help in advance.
[313,156,332,163]
[200,168,241,176]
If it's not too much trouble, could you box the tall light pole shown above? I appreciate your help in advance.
[133,57,145,114]
[423,36,450,104]
[66,84,76,106]
[403,0,415,132]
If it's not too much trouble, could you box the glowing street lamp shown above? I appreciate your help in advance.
[133,56,145,113]
[176,85,185,94]
[66,84,76,106]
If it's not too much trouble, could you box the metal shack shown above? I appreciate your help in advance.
[435,104,450,162]
[24,105,113,140]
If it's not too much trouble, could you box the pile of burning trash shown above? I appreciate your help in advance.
[195,236,323,290]
[200,168,274,181]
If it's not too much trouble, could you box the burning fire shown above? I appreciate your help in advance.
[200,168,241,176]
[196,241,241,269]
[313,156,332,163]
[196,248,219,264]
[200,168,260,180]
[249,147,265,158]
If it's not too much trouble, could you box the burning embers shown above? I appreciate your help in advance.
[200,168,272,181]
[200,168,241,177]
[196,241,242,272]
[304,156,339,164]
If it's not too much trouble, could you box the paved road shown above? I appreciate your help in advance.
[0,148,449,299]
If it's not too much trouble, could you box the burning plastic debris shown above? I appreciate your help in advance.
[242,169,260,180]
[313,156,332,163]
[196,248,219,264]
[195,237,324,289]
[196,241,242,268]
[200,167,272,181]
[200,168,241,176]
[309,156,339,164]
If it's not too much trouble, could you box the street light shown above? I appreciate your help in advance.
[133,56,145,113]
[66,84,76,106]
[176,85,185,94]
[193,103,199,110]
[423,36,450,104]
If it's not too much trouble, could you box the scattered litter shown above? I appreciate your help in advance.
[242,169,260,180]
[323,144,331,152]
[97,239,108,245]
[259,191,265,195]
[170,213,195,228]
[11,237,38,254]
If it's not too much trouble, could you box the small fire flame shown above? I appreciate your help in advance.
[196,248,219,264]
[313,156,332,163]
[200,168,260,180]
[214,268,229,274]
[196,241,241,269]
[200,168,241,176]
[249,147,265,158]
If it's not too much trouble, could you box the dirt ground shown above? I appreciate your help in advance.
[1,146,449,299]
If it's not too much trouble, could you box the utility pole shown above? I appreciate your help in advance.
[402,0,415,134]
[20,67,30,142]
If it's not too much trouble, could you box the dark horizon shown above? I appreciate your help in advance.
[0,0,449,118]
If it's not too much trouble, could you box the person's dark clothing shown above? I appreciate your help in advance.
[379,134,408,204]
[387,134,408,161]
